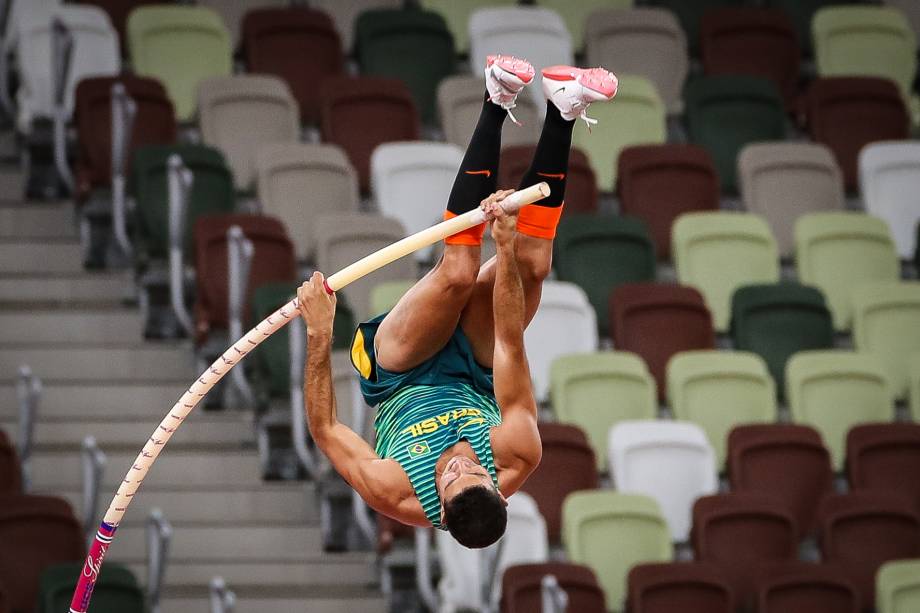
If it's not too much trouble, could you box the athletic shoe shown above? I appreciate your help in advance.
[542,65,618,127]
[485,54,535,125]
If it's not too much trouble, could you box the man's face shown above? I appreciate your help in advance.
[438,455,493,502]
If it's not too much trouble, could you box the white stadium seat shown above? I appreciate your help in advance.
[859,141,920,259]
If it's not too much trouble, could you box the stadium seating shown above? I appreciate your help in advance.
[369,280,414,316]
[37,561,145,613]
[550,352,656,472]
[255,143,360,262]
[859,141,920,259]
[818,492,920,611]
[912,355,920,422]
[534,0,631,53]
[877,558,920,613]
[499,145,598,215]
[0,430,21,494]
[684,76,787,192]
[627,562,734,613]
[313,213,413,320]
[691,493,798,609]
[700,8,800,109]
[310,0,402,52]
[355,8,455,125]
[437,75,542,149]
[584,8,688,115]
[765,0,862,56]
[520,422,597,545]
[574,74,666,192]
[0,583,6,613]
[617,144,719,261]
[795,212,899,331]
[320,76,420,192]
[554,215,656,335]
[501,562,606,613]
[667,350,776,469]
[419,0,515,55]
[609,283,715,399]
[805,77,910,190]
[563,491,673,613]
[755,563,860,613]
[727,424,833,537]
[241,7,344,125]
[643,0,745,56]
[199,75,300,192]
[0,494,84,613]
[127,5,232,122]
[73,75,176,205]
[731,284,835,391]
[672,212,780,332]
[71,0,159,54]
[847,424,920,515]
[738,142,845,258]
[852,282,920,399]
[609,420,717,541]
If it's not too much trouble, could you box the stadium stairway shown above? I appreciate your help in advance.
[0,172,385,612]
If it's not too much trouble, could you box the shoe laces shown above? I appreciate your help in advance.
[489,67,524,126]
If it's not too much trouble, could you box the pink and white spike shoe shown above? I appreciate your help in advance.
[485,54,535,125]
[542,66,618,127]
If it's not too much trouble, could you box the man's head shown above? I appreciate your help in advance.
[438,455,507,548]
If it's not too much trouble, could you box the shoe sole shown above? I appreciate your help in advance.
[487,54,535,84]
[543,65,618,99]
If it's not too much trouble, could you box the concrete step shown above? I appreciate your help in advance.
[0,200,76,238]
[0,306,143,343]
[0,381,190,419]
[0,271,132,303]
[159,585,386,613]
[0,342,196,381]
[0,238,83,273]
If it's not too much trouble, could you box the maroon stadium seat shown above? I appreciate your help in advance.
[755,563,859,613]
[700,7,800,109]
[73,75,176,204]
[242,7,345,125]
[818,492,920,611]
[728,424,833,537]
[627,562,734,613]
[847,423,920,516]
[805,77,909,190]
[72,0,160,53]
[692,493,798,610]
[0,494,84,613]
[320,77,420,192]
[617,144,719,260]
[192,214,298,345]
[520,423,598,544]
[0,580,8,613]
[0,430,21,494]
[501,562,606,613]
[499,145,598,215]
[610,283,715,400]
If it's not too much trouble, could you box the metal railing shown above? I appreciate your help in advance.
[167,154,194,335]
[288,316,322,481]
[209,576,236,613]
[226,225,255,408]
[414,528,438,612]
[146,508,173,613]
[51,17,74,192]
[15,365,40,491]
[80,436,106,546]
[110,81,137,258]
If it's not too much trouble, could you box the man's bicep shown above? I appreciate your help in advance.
[493,341,537,418]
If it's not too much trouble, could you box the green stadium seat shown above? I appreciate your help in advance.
[419,0,516,54]
[369,280,415,316]
[562,491,673,613]
[786,350,894,470]
[573,74,665,192]
[667,350,776,469]
[684,76,786,192]
[550,352,656,472]
[731,283,834,392]
[38,562,144,613]
[852,282,920,399]
[554,214,656,335]
[673,212,780,332]
[795,212,899,331]
[355,8,455,125]
[534,0,632,52]
[877,558,920,613]
[643,0,745,56]
[127,5,232,121]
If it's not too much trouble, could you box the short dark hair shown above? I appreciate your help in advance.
[443,485,507,548]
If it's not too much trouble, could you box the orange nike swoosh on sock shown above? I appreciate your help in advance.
[537,172,566,180]
[464,169,492,177]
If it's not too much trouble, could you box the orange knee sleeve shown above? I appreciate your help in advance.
[517,204,564,240]
[443,210,486,246]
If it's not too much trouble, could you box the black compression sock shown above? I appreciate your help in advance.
[446,93,506,216]
[517,101,575,207]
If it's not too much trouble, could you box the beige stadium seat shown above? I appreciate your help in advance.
[309,0,401,51]
[199,75,299,192]
[437,75,541,149]
[585,8,688,115]
[737,142,845,258]
[313,213,413,320]
[255,143,360,261]
[195,0,287,47]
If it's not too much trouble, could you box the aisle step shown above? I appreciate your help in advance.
[0,200,74,238]
[0,343,196,381]
[0,272,132,303]
[0,306,143,343]
[0,238,83,273]
[159,585,386,613]
[0,381,190,419]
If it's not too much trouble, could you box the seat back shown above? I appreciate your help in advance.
[0,431,21,494]
[573,74,666,192]
[128,5,232,121]
[859,141,920,259]
[524,281,598,403]
[643,0,745,56]
[585,8,688,115]
[195,0,287,48]
[756,563,859,613]
[609,420,718,541]
[70,0,159,53]
[627,562,734,613]
[369,280,415,315]
[765,0,861,55]
[419,0,514,54]
[738,142,845,257]
[310,0,402,52]
[499,145,598,215]
[38,561,144,613]
[501,561,606,613]
[847,423,920,516]
[673,211,780,331]
[534,0,630,53]
[610,283,715,398]
[877,558,920,613]
[242,7,344,124]
[437,75,541,149]
[618,144,719,261]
